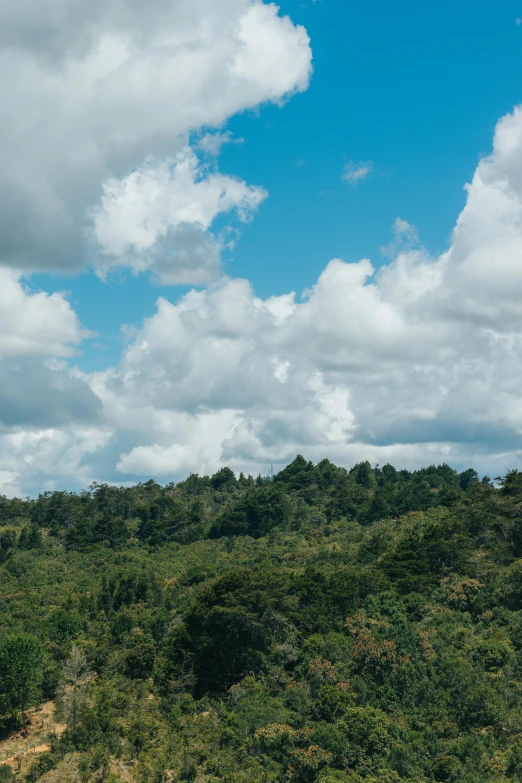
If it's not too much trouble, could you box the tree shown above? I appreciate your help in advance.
[17,524,42,550]
[0,530,16,564]
[210,466,237,491]
[0,530,16,553]
[0,633,43,718]
[337,706,390,768]
[125,636,156,679]
[209,484,292,539]
[350,461,375,489]
[274,455,315,490]
[361,490,390,525]
[60,645,92,727]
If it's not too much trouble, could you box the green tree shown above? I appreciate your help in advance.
[211,466,237,491]
[125,636,156,679]
[350,461,375,489]
[0,529,16,553]
[210,484,292,539]
[337,706,391,768]
[0,633,43,718]
[507,742,522,780]
[60,644,92,727]
[17,524,42,550]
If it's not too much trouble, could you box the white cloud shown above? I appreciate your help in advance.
[116,410,239,477]
[0,269,88,358]
[342,160,373,184]
[196,131,244,157]
[0,471,22,498]
[0,0,314,495]
[273,358,291,383]
[0,0,312,281]
[75,103,522,487]
[0,270,105,496]
[91,148,267,283]
[380,217,419,258]
[8,28,522,494]
[0,427,110,496]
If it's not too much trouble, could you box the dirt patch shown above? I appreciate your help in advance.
[2,743,51,767]
[0,700,67,772]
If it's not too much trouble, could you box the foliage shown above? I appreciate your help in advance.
[0,633,43,718]
[2,458,522,781]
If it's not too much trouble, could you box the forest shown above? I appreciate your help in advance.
[1,456,522,782]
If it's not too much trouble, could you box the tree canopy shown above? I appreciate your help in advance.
[2,458,522,782]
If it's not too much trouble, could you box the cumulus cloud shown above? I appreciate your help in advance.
[0,0,313,495]
[0,269,88,358]
[0,0,311,280]
[0,359,102,428]
[7,9,522,495]
[92,148,267,283]
[83,259,426,483]
[433,107,522,326]
[74,104,522,487]
[0,274,104,495]
[0,427,110,496]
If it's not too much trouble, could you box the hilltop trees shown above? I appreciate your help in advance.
[3,458,522,780]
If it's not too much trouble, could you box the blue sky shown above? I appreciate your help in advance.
[4,0,522,495]
[32,0,522,372]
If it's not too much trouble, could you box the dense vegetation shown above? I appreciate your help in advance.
[1,457,522,782]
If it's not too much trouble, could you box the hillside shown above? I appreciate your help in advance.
[1,458,522,782]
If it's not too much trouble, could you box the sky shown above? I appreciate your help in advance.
[2,0,522,496]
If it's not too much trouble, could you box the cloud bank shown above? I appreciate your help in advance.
[3,0,522,495]
[90,105,522,489]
